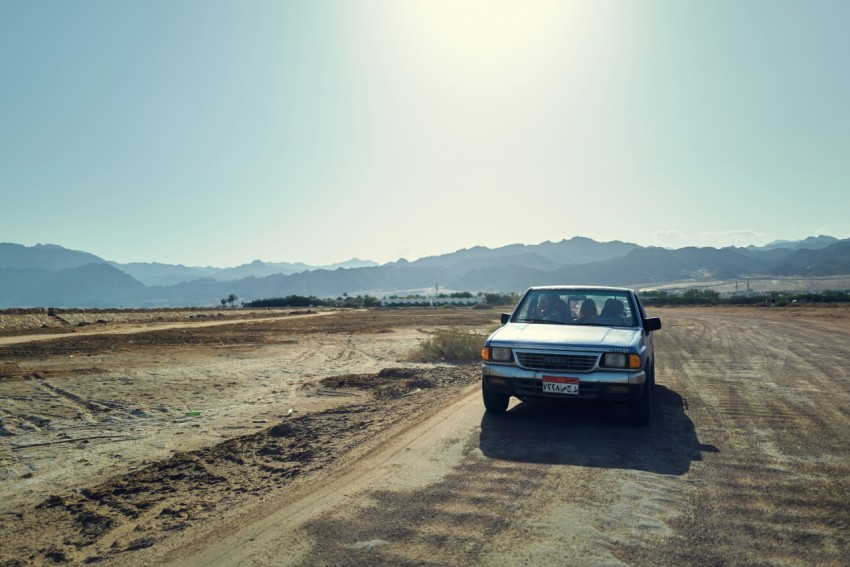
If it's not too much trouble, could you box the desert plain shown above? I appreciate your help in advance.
[1,304,849,566]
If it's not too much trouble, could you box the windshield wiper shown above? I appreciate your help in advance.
[521,318,567,325]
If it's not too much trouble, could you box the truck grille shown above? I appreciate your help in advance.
[515,352,598,372]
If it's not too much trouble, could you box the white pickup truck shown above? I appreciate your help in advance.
[481,286,662,425]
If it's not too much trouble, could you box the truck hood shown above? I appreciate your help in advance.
[489,323,641,351]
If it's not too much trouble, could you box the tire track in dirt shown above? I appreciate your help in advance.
[0,366,481,566]
[30,374,105,422]
[294,453,548,567]
[4,306,848,566]
[627,308,850,566]
[229,307,850,567]
[181,367,706,566]
[2,372,113,437]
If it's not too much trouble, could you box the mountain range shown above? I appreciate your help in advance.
[1,236,848,308]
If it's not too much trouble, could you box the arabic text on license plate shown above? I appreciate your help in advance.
[542,376,579,395]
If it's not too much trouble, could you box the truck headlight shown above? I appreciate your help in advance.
[602,353,641,369]
[491,347,513,362]
[603,353,626,368]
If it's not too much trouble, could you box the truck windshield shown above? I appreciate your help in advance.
[513,290,637,327]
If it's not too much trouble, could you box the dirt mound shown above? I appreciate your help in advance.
[0,362,24,381]
[316,366,470,399]
[0,365,480,565]
[0,307,499,565]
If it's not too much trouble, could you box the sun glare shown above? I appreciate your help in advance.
[414,0,560,57]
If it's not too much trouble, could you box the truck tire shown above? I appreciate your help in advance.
[482,381,509,413]
[627,379,652,426]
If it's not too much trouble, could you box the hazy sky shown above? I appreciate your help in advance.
[2,1,848,267]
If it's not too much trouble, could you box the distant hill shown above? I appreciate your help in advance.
[0,243,106,271]
[401,237,639,269]
[0,263,147,308]
[1,237,848,307]
[111,257,380,286]
[757,235,839,251]
[107,262,221,287]
[768,240,850,276]
[211,258,380,282]
[447,246,770,291]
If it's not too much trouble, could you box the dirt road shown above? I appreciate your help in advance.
[2,306,849,565]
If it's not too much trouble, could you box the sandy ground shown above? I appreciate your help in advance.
[1,305,849,566]
[0,308,496,565]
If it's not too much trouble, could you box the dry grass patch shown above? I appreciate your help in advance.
[408,327,488,363]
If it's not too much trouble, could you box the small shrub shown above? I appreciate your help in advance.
[409,327,486,363]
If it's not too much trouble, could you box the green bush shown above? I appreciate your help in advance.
[409,327,486,363]
[482,292,520,306]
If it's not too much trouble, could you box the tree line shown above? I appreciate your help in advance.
[242,291,520,308]
[244,294,380,308]
[640,289,850,306]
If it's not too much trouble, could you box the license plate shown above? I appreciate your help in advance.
[542,376,579,395]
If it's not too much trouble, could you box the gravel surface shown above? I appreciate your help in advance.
[1,305,849,566]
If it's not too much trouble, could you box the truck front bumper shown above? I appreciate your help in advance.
[482,363,647,402]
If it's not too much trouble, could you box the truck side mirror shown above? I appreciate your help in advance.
[501,313,511,325]
[644,317,662,332]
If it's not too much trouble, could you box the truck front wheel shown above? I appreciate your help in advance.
[482,381,509,413]
[627,380,652,426]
